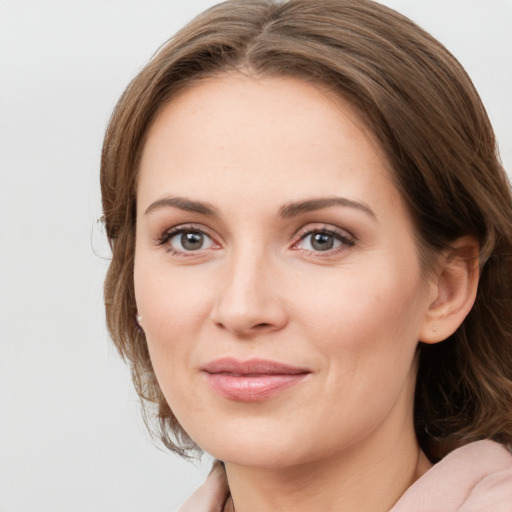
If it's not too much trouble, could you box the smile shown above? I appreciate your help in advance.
[201,358,311,401]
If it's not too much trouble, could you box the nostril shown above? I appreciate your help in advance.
[254,323,271,329]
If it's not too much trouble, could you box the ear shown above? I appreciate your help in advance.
[419,236,480,344]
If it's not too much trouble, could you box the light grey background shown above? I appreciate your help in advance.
[1,1,511,511]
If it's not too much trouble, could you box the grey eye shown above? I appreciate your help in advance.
[181,232,204,250]
[297,231,347,252]
[310,233,335,251]
[169,230,213,252]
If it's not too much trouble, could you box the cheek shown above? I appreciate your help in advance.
[295,260,427,398]
[134,258,213,359]
[293,269,424,434]
[300,267,424,344]
[133,263,212,418]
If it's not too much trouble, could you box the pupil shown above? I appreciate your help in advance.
[311,233,333,251]
[181,232,203,250]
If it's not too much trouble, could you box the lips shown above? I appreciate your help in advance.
[201,357,311,401]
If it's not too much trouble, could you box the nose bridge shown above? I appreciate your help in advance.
[212,237,286,336]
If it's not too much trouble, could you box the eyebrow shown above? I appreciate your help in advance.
[279,197,376,219]
[144,195,376,220]
[144,197,217,216]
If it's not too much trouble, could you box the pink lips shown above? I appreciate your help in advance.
[201,358,311,401]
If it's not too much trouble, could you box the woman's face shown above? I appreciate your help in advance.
[134,75,437,467]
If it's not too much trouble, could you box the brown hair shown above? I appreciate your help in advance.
[100,0,512,461]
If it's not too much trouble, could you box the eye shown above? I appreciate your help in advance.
[159,227,215,254]
[294,227,355,254]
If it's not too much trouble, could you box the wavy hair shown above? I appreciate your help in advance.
[100,0,512,460]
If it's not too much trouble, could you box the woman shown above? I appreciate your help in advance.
[100,0,512,510]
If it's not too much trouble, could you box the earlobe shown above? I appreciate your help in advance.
[135,313,144,332]
[419,236,480,344]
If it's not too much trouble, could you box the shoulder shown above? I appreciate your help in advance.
[391,440,512,512]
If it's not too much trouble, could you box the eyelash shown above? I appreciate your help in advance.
[156,224,356,257]
[292,225,355,256]
[156,224,217,256]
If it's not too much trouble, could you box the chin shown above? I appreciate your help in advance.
[207,440,313,469]
[181,415,308,468]
[184,414,348,470]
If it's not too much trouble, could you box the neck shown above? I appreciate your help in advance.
[225,432,431,512]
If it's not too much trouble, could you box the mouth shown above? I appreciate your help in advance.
[201,358,311,401]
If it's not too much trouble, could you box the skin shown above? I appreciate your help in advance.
[134,74,476,511]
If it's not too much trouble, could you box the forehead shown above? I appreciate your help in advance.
[137,74,402,218]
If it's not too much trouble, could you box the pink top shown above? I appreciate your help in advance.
[179,440,512,511]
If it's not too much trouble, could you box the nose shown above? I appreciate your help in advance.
[210,249,288,338]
